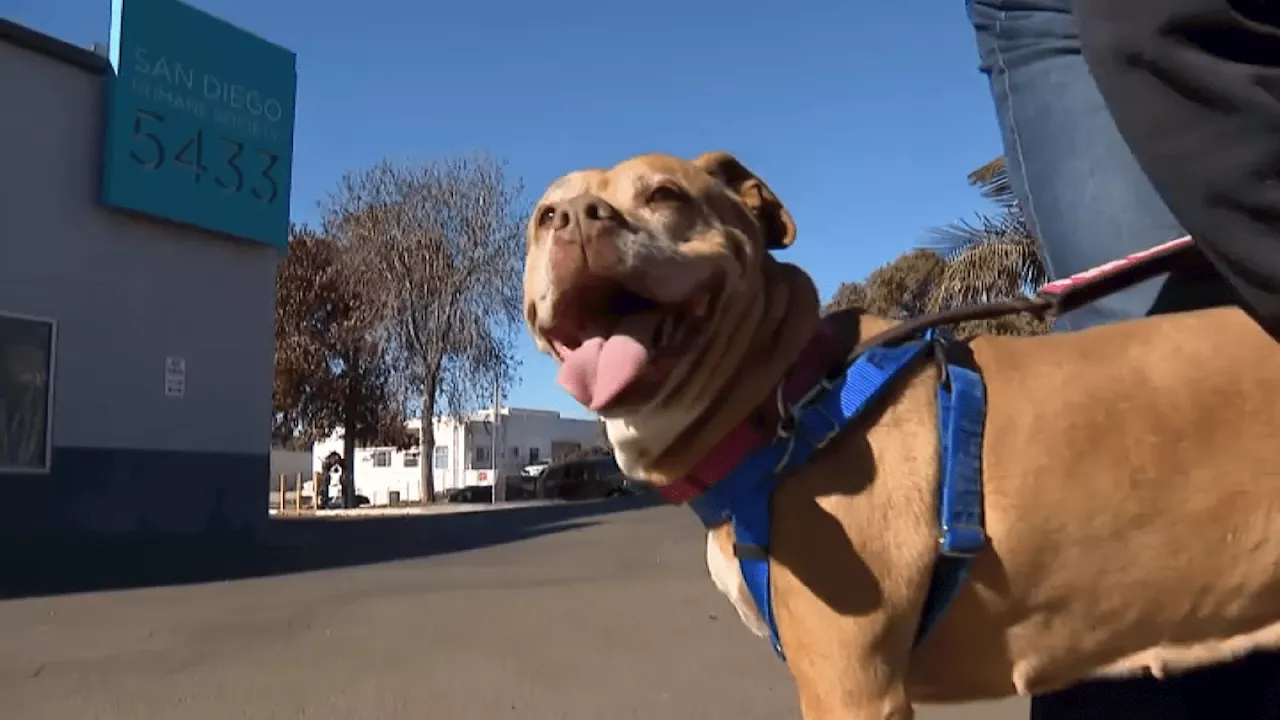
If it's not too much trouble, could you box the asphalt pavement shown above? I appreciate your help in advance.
[0,499,1026,719]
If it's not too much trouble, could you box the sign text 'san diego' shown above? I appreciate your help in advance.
[101,0,297,248]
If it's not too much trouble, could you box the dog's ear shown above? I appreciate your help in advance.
[694,151,796,250]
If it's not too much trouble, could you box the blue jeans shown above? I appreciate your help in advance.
[967,0,1185,331]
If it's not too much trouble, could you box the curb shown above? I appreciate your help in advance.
[269,500,566,519]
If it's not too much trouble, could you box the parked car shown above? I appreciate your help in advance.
[522,460,550,477]
[539,455,635,501]
[441,482,529,503]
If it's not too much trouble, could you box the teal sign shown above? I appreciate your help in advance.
[101,0,297,248]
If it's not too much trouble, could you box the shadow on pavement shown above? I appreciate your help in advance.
[0,495,665,600]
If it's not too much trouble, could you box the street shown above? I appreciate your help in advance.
[0,499,1026,719]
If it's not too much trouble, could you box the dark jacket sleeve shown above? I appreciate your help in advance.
[1074,0,1280,339]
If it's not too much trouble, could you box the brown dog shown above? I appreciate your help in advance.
[522,151,1280,719]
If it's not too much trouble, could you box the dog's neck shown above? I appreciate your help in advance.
[605,259,821,484]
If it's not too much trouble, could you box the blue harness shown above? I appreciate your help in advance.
[687,328,987,658]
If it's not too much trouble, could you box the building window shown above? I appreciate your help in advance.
[528,447,540,464]
[0,312,56,473]
[433,446,449,469]
[403,451,420,468]
[371,450,391,468]
[551,442,581,461]
[472,445,490,469]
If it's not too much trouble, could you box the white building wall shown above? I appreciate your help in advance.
[310,408,607,505]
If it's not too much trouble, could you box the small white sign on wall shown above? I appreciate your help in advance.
[164,356,186,398]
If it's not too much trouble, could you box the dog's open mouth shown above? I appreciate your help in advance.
[545,278,710,412]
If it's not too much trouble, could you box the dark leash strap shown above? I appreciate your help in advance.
[848,236,1200,358]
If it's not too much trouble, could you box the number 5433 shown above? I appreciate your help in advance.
[128,108,280,204]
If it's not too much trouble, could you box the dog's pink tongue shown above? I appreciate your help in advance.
[557,314,658,411]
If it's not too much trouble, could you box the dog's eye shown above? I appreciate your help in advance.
[536,206,556,228]
[646,184,689,206]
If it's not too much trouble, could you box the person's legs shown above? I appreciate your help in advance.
[967,2,1222,719]
[1175,652,1280,720]
[967,0,1186,332]
[1027,674,1185,720]
[1034,0,1280,712]
[970,3,1280,718]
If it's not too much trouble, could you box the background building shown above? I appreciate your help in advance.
[310,408,607,505]
[0,9,296,536]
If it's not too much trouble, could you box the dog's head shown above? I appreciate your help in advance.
[524,152,804,471]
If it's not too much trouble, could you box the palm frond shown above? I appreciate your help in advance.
[928,235,1047,311]
[923,211,1030,260]
[966,156,1020,212]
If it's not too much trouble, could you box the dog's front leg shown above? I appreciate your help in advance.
[789,660,913,720]
[779,596,915,720]
[772,548,918,720]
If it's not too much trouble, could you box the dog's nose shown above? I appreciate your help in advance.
[545,194,624,285]
[550,194,620,233]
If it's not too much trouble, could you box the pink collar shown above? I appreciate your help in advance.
[656,324,840,504]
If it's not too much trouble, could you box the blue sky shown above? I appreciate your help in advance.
[7,0,1006,419]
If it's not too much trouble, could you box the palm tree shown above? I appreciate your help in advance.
[826,157,1052,339]
[927,157,1050,337]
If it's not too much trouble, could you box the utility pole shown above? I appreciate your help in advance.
[491,377,502,504]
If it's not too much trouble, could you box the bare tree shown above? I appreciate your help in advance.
[322,153,526,502]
